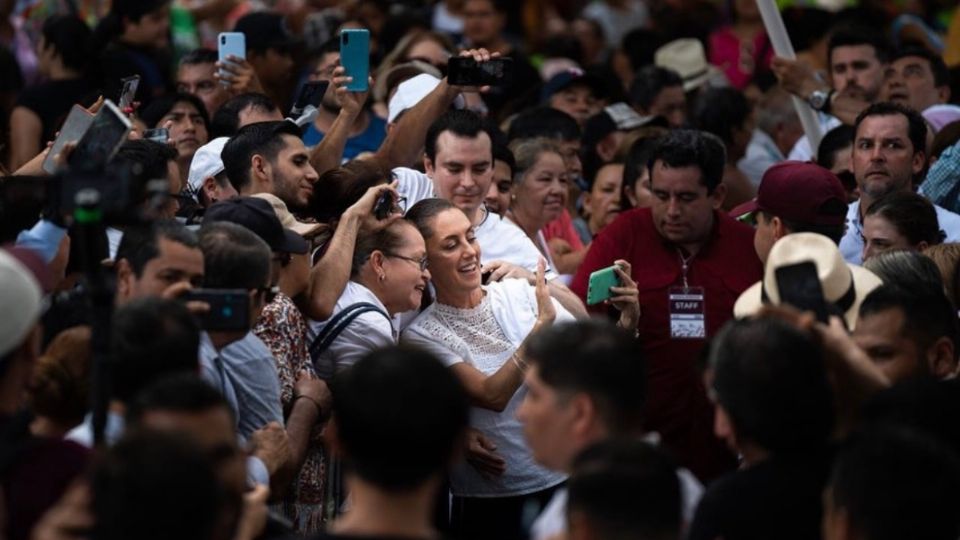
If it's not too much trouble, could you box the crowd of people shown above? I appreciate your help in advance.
[2,0,960,539]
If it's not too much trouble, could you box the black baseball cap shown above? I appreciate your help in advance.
[204,197,309,254]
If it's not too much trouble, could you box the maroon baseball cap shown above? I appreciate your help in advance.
[738,161,847,226]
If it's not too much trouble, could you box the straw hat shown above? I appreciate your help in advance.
[734,233,883,329]
[654,38,723,92]
[250,193,323,238]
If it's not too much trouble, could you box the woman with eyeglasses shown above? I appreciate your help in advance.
[309,218,430,379]
[402,198,639,539]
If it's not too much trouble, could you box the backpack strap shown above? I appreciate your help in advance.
[309,302,391,364]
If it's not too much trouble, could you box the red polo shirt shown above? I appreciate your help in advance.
[571,207,762,482]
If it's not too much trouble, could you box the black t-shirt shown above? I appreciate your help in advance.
[687,451,832,540]
[14,78,96,145]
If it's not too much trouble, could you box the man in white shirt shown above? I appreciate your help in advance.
[517,320,703,540]
[839,102,960,264]
[394,109,563,282]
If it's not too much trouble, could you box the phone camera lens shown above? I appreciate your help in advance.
[221,37,225,44]
[223,307,233,317]
[343,34,349,44]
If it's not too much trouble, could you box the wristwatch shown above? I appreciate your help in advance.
[807,88,834,113]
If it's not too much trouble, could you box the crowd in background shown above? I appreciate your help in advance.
[3,0,960,539]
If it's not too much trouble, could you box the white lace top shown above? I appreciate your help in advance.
[402,278,571,497]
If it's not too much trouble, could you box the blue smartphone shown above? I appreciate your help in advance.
[340,29,370,92]
[218,32,246,83]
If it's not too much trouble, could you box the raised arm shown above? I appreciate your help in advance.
[452,259,555,412]
[304,182,400,321]
[309,66,370,176]
[374,48,495,169]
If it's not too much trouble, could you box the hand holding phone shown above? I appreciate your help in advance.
[340,29,370,92]
[181,289,250,331]
[587,264,623,306]
[118,75,140,114]
[447,56,513,87]
[775,261,829,323]
[218,32,246,85]
[290,81,330,116]
[67,100,132,172]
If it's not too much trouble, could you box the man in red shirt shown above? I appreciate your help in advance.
[571,130,763,482]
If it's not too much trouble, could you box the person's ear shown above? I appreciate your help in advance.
[912,149,926,175]
[710,182,727,210]
[926,336,957,379]
[569,393,600,441]
[202,176,219,202]
[251,155,270,184]
[115,258,135,300]
[596,136,618,162]
[771,215,788,241]
[370,250,387,280]
[423,155,435,177]
[938,85,950,103]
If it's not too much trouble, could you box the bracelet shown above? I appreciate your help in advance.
[511,351,528,372]
[294,394,323,416]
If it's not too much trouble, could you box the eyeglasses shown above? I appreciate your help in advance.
[256,286,281,303]
[384,253,429,272]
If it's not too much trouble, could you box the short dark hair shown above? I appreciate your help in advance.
[817,124,855,170]
[111,298,201,403]
[507,107,581,143]
[115,220,199,277]
[221,120,302,192]
[180,47,218,67]
[828,24,890,68]
[127,373,233,427]
[647,130,726,194]
[110,139,179,190]
[198,221,271,290]
[622,132,664,199]
[351,220,418,278]
[526,320,646,435]
[693,87,751,147]
[629,66,683,111]
[139,92,211,133]
[425,109,492,164]
[853,101,928,156]
[567,439,681,540]
[709,318,835,453]
[331,345,469,490]
[865,191,944,247]
[210,93,279,138]
[891,46,949,88]
[858,284,959,370]
[309,159,391,224]
[91,430,225,540]
[41,15,93,73]
[828,426,960,540]
[406,198,459,241]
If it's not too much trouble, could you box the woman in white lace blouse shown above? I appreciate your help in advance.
[402,198,637,539]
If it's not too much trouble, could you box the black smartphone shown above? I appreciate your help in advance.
[181,289,250,331]
[67,100,132,172]
[447,57,513,86]
[117,75,140,112]
[775,261,829,323]
[373,191,394,220]
[290,80,330,116]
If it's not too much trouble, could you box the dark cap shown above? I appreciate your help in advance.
[234,12,297,52]
[204,197,309,254]
[742,161,848,226]
[541,68,606,102]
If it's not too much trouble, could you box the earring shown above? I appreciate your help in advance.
[379,273,386,281]
[511,194,517,201]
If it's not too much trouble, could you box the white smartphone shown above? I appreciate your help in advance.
[67,100,132,172]
[117,75,140,112]
[218,32,246,83]
[42,105,94,174]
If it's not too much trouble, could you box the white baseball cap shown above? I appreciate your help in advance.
[0,249,43,358]
[187,137,230,195]
[387,73,464,124]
